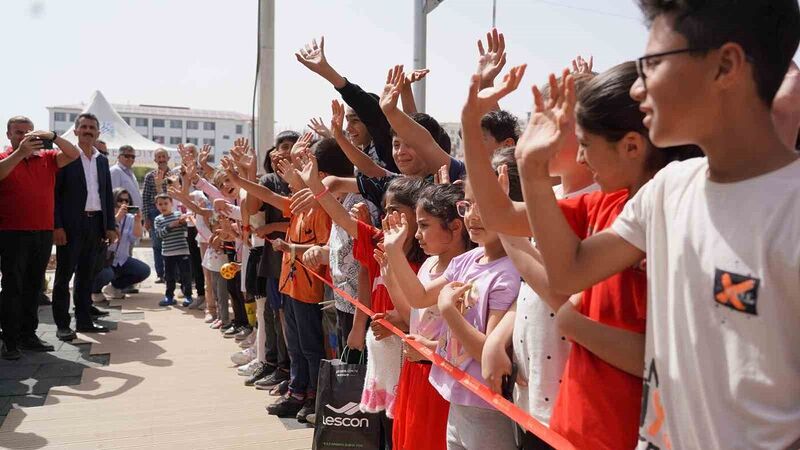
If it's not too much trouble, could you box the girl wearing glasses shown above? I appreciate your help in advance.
[382,171,522,450]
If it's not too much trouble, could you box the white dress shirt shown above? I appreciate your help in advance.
[80,148,102,212]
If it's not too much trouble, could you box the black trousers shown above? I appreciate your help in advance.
[53,215,103,329]
[186,226,205,296]
[164,254,193,299]
[0,230,53,345]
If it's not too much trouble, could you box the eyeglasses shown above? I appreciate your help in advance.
[121,154,136,160]
[456,200,474,218]
[117,198,130,204]
[636,47,710,89]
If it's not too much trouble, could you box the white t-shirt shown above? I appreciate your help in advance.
[612,158,800,450]
[513,183,598,425]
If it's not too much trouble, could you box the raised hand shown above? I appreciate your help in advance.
[290,131,314,161]
[405,69,430,85]
[476,28,507,88]
[382,211,409,253]
[15,134,44,158]
[433,164,450,185]
[290,188,316,215]
[275,157,303,188]
[379,64,406,113]
[462,64,527,123]
[349,202,371,225]
[295,36,329,74]
[308,117,332,139]
[199,144,214,174]
[515,69,576,168]
[295,148,322,189]
[330,100,346,140]
[571,55,594,75]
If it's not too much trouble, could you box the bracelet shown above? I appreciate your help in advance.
[50,131,58,140]
[313,187,329,200]
[242,225,251,233]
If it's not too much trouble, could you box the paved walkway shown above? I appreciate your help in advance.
[0,248,313,449]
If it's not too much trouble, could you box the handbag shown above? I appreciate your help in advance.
[104,214,128,268]
[313,347,381,450]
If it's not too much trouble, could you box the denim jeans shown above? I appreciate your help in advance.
[283,296,324,396]
[92,257,152,293]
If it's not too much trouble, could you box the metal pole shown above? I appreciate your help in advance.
[257,0,275,175]
[492,0,497,27]
[413,0,427,113]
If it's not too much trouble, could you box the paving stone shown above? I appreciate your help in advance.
[0,365,39,380]
[33,362,87,379]
[0,380,30,396]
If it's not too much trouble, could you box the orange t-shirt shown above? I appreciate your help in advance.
[549,190,647,450]
[278,206,332,303]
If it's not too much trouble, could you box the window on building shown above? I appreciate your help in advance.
[203,122,215,131]
[54,112,66,122]
[203,138,215,147]
[135,118,148,127]
[186,137,198,145]
[68,113,78,122]
[152,119,165,128]
[152,135,165,144]
[170,120,182,129]
[206,154,215,163]
[122,116,131,125]
[169,137,182,145]
[186,120,198,130]
[222,135,230,140]
[235,124,243,134]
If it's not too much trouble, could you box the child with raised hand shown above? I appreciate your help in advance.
[382,177,520,450]
[294,148,427,446]
[376,182,470,450]
[506,62,701,450]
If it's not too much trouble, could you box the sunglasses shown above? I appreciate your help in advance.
[117,198,131,204]
[121,154,136,160]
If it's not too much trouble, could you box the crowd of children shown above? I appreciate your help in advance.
[148,1,800,449]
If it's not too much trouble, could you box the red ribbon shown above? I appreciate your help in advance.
[295,259,576,450]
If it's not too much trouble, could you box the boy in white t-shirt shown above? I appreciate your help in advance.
[514,1,800,449]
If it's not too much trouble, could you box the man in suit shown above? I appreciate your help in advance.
[52,113,118,341]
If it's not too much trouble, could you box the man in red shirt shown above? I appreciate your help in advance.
[0,116,79,360]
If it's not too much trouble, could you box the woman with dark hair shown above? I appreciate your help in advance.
[91,188,151,301]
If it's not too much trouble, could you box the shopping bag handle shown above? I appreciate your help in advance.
[341,345,366,365]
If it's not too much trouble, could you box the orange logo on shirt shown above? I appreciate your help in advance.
[713,269,760,315]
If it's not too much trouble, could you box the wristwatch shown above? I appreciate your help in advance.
[50,131,58,140]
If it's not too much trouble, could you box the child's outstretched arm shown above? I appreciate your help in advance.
[223,159,290,212]
[294,150,359,238]
[330,100,388,179]
[517,71,644,295]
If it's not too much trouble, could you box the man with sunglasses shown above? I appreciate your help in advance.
[110,145,142,207]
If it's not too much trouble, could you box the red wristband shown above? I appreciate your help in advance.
[313,187,329,200]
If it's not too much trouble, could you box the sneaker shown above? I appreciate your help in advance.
[266,395,304,418]
[223,325,241,338]
[154,278,166,284]
[237,359,261,377]
[91,293,107,303]
[245,362,276,386]
[158,297,177,307]
[306,413,316,425]
[230,347,256,366]
[121,285,139,294]
[177,291,185,299]
[1,341,21,360]
[210,320,225,330]
[204,313,217,323]
[220,322,236,333]
[238,332,256,349]
[181,296,193,307]
[234,326,253,341]
[102,284,125,299]
[270,379,290,397]
[254,368,290,390]
[296,397,316,423]
[188,295,206,310]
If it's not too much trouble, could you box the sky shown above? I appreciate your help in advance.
[1,0,797,148]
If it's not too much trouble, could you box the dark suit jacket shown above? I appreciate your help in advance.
[54,151,115,234]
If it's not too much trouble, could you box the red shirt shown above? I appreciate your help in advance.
[549,190,647,450]
[0,148,60,231]
[353,220,420,314]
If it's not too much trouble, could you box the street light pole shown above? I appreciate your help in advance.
[256,0,275,174]
[412,0,444,113]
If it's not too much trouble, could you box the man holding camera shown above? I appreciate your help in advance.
[0,116,80,360]
[52,113,117,341]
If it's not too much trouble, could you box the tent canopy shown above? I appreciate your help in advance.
[60,90,177,166]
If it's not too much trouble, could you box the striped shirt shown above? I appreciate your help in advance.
[154,211,190,256]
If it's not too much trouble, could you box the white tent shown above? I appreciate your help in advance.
[59,90,176,166]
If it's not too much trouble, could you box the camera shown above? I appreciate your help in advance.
[126,206,140,214]
[39,138,53,149]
